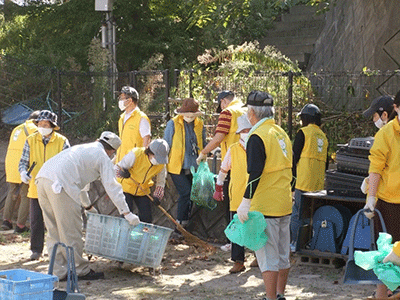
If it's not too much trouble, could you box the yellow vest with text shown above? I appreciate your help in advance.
[249,119,292,217]
[5,120,37,183]
[229,142,248,211]
[296,124,328,191]
[27,132,67,198]
[167,115,204,174]
[220,99,246,160]
[116,109,150,163]
[121,148,164,196]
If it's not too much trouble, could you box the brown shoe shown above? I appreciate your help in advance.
[250,258,258,268]
[229,261,245,273]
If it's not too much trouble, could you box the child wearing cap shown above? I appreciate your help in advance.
[18,110,70,261]
[214,114,255,273]
[115,139,169,223]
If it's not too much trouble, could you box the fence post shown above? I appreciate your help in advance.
[174,69,180,88]
[189,69,194,98]
[164,69,170,121]
[288,71,293,139]
[57,69,63,131]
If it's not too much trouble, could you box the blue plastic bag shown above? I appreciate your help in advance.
[224,211,268,251]
[190,161,217,210]
[354,232,400,291]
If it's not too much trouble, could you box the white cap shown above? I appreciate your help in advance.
[236,114,252,133]
[149,139,169,164]
[99,131,121,150]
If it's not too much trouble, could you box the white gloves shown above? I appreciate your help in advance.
[360,176,369,194]
[383,250,400,266]
[196,152,206,165]
[153,186,164,199]
[237,198,251,223]
[20,170,32,184]
[363,195,376,219]
[124,212,140,226]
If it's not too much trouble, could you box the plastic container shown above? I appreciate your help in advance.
[85,213,173,268]
[0,269,58,300]
[224,211,268,251]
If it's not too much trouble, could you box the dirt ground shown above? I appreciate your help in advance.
[0,230,377,300]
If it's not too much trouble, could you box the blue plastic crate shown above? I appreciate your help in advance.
[0,269,58,300]
[85,213,173,268]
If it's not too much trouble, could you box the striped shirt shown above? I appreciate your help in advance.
[215,110,232,135]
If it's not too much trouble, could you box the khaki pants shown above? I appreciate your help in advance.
[37,177,90,278]
[3,182,30,226]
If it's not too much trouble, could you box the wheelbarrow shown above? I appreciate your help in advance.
[343,208,386,285]
[48,242,86,300]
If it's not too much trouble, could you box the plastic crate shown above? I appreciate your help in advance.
[0,269,58,300]
[85,213,173,268]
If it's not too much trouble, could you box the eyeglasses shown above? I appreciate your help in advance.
[190,138,199,156]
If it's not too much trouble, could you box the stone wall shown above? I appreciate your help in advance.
[309,0,400,72]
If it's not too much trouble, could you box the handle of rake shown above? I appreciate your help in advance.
[126,175,215,252]
[14,161,37,197]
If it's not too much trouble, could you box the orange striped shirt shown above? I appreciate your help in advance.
[215,110,232,135]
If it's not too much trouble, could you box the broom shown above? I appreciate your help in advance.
[122,171,215,253]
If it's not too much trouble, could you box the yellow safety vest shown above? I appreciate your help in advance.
[167,115,204,174]
[120,148,164,196]
[5,120,37,183]
[296,124,328,191]
[220,99,246,160]
[229,142,248,211]
[116,109,150,163]
[27,132,67,198]
[249,119,292,217]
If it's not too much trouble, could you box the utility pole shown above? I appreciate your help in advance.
[95,0,117,105]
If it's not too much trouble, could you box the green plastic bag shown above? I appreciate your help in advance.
[224,211,268,251]
[354,232,400,291]
[190,161,217,210]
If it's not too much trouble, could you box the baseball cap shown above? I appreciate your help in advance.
[149,139,170,164]
[216,90,234,113]
[245,90,273,107]
[118,86,139,100]
[363,95,394,118]
[99,131,122,150]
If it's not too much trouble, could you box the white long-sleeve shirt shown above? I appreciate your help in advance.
[36,141,130,215]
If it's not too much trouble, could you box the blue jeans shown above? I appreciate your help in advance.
[170,170,193,222]
[290,189,304,244]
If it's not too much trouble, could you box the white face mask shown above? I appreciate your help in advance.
[150,157,158,165]
[38,127,53,137]
[183,116,196,123]
[374,118,384,129]
[118,100,127,111]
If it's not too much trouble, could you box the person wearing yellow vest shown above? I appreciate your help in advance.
[163,98,206,231]
[364,90,400,299]
[116,139,169,224]
[116,86,151,167]
[2,111,39,233]
[18,110,70,261]
[290,104,328,252]
[214,114,253,273]
[236,91,292,300]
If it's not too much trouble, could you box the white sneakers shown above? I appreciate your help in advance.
[220,243,232,252]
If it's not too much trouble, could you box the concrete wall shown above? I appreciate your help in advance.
[309,0,400,72]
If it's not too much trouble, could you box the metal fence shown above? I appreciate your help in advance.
[1,56,399,144]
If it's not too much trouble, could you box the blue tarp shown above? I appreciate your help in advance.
[1,103,33,125]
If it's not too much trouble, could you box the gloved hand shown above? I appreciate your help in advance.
[360,176,369,194]
[153,186,164,199]
[85,206,98,214]
[213,184,224,201]
[196,152,206,165]
[115,166,130,179]
[363,195,376,219]
[124,212,140,226]
[383,249,400,266]
[20,170,32,184]
[237,198,251,223]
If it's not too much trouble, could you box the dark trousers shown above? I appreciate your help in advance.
[170,170,193,222]
[30,198,44,253]
[124,193,152,223]
[230,211,245,262]
[223,171,231,225]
